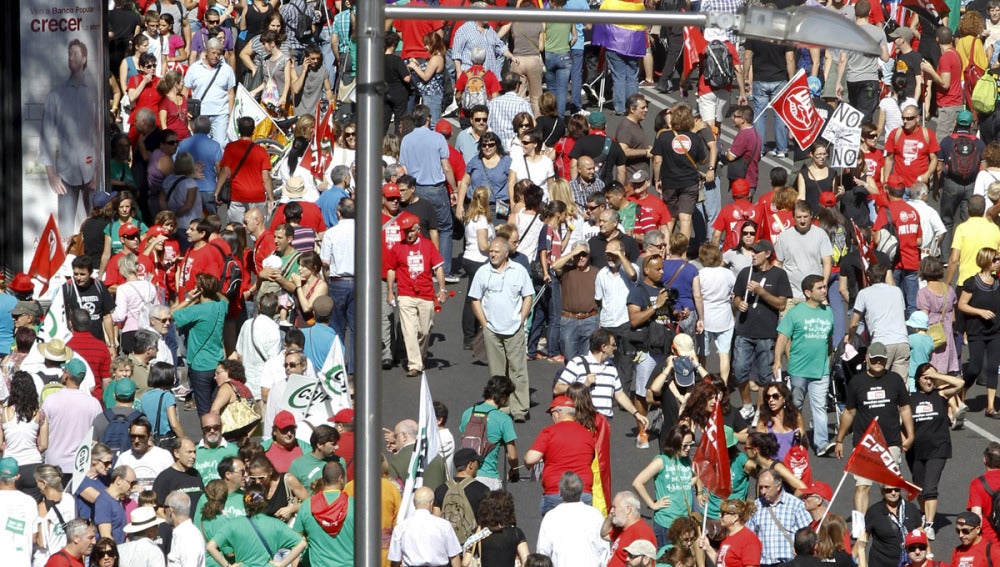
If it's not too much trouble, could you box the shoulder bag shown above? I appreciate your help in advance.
[927,294,948,349]
[221,381,262,439]
[152,391,178,450]
[188,63,222,119]
[219,142,256,204]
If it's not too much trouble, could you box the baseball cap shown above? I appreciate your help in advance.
[802,481,833,502]
[312,295,334,318]
[274,410,297,430]
[61,359,87,380]
[957,511,982,527]
[331,408,355,423]
[93,191,115,210]
[382,184,401,199]
[588,111,607,127]
[0,457,18,480]
[623,540,657,560]
[397,214,418,231]
[957,109,974,127]
[868,342,888,359]
[548,395,575,412]
[887,173,907,190]
[819,191,837,207]
[435,120,453,138]
[453,448,481,470]
[119,223,141,238]
[10,301,42,318]
[889,27,915,42]
[749,240,774,254]
[905,529,929,547]
[906,311,929,330]
[629,170,650,184]
[115,378,138,400]
[145,225,171,239]
[731,178,751,198]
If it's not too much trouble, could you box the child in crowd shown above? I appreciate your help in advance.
[104,355,137,409]
[907,311,934,392]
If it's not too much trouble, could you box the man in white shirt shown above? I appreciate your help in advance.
[116,419,174,500]
[41,359,102,474]
[165,489,206,567]
[319,197,357,375]
[261,331,317,438]
[118,506,167,567]
[388,486,462,567]
[907,182,946,257]
[536,471,609,566]
[148,305,176,366]
[0,458,38,567]
[234,291,282,399]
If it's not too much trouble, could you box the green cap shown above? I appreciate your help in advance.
[0,457,19,480]
[61,359,87,380]
[115,378,138,400]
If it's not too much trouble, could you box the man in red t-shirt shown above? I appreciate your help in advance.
[385,214,447,377]
[602,490,657,567]
[392,0,443,60]
[872,180,922,314]
[969,443,1000,544]
[45,517,97,567]
[525,396,598,514]
[920,27,964,142]
[177,218,225,300]
[884,105,939,188]
[380,184,419,370]
[713,178,758,250]
[244,207,276,276]
[951,511,995,567]
[216,116,273,225]
[627,170,672,244]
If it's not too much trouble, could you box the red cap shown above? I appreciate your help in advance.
[904,529,928,547]
[802,481,833,502]
[119,223,141,238]
[547,395,575,412]
[273,410,297,430]
[145,225,171,239]
[9,273,33,293]
[819,191,837,207]
[730,178,751,198]
[382,184,401,199]
[330,408,355,423]
[434,120,453,137]
[887,173,907,190]
[397,213,419,231]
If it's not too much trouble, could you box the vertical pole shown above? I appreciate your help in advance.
[355,0,385,564]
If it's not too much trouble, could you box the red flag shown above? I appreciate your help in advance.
[850,221,878,287]
[901,0,949,19]
[771,69,826,149]
[692,395,731,498]
[844,420,921,500]
[681,27,706,81]
[301,99,336,181]
[28,214,66,296]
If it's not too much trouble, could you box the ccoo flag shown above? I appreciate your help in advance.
[845,420,921,500]
[692,395,731,498]
[397,372,442,522]
[29,214,66,296]
[771,69,826,149]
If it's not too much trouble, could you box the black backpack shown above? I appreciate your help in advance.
[703,40,736,89]
[291,0,317,44]
[944,132,983,184]
[979,476,1000,537]
[209,241,242,302]
[460,405,498,458]
[101,409,143,456]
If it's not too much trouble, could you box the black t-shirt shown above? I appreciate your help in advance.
[651,130,708,190]
[536,116,566,148]
[840,176,872,229]
[569,134,627,186]
[839,250,892,307]
[961,274,1000,339]
[64,280,115,341]
[745,40,793,82]
[82,218,112,267]
[864,500,921,567]
[108,9,143,42]
[909,390,952,460]
[587,233,641,269]
[894,51,924,99]
[402,198,439,238]
[384,54,411,103]
[844,371,910,447]
[732,265,792,339]
[433,477,492,517]
[152,467,204,509]
[480,526,527,567]
[627,281,672,327]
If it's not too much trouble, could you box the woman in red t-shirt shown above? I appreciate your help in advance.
[157,70,190,141]
[699,499,762,567]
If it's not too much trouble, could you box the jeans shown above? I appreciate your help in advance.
[827,273,845,350]
[189,369,218,416]
[328,279,356,375]
[894,269,918,318]
[606,50,639,113]
[702,180,721,227]
[207,114,229,145]
[57,182,91,235]
[560,315,599,358]
[528,279,562,357]
[752,80,789,153]
[540,491,593,516]
[570,49,584,110]
[939,177,975,259]
[415,185,454,275]
[544,51,572,117]
[462,257,486,345]
[732,336,776,385]
[421,91,444,126]
[790,374,830,450]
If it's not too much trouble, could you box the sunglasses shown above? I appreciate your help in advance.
[154,316,173,322]
[903,116,918,121]
[908,545,927,552]
[472,117,488,123]
[742,230,756,236]
[122,234,139,240]
[481,142,497,148]
[883,487,901,493]
[766,392,782,400]
[95,549,118,558]
[958,527,977,535]
[585,205,601,211]
[202,424,222,432]
[130,433,149,439]
[521,140,536,145]
[869,357,887,364]
[344,132,356,137]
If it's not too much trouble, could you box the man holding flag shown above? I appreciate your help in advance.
[834,342,914,516]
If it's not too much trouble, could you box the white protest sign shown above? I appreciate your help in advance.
[820,102,864,169]
[70,427,95,493]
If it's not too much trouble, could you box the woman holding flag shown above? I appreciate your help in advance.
[696,499,761,567]
[631,423,696,549]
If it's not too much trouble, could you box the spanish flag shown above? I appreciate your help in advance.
[592,0,646,58]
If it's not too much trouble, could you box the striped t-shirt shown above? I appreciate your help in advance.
[557,354,622,418]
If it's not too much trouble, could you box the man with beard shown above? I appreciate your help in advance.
[601,491,656,567]
[194,412,238,482]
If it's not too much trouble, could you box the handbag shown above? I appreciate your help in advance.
[188,63,222,119]
[221,382,262,439]
[927,298,948,349]
[219,142,255,205]
[151,391,178,450]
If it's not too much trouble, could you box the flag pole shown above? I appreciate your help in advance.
[702,502,710,536]
[816,470,850,531]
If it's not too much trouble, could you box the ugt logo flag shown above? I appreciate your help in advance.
[771,69,826,149]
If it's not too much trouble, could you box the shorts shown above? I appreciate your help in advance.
[704,328,734,356]
[698,89,730,124]
[664,183,700,216]
[854,445,902,487]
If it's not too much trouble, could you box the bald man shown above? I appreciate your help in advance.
[388,486,462,567]
[385,420,448,491]
[570,155,606,210]
[243,207,276,276]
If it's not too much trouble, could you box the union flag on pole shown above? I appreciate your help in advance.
[845,420,921,500]
[681,27,707,81]
[901,0,950,20]
[692,395,731,498]
[850,221,878,287]
[300,99,336,181]
[771,69,826,149]
[28,214,66,296]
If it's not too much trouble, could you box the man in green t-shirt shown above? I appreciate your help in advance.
[774,274,835,457]
[195,412,239,483]
[458,375,519,490]
[295,461,354,566]
[289,424,344,489]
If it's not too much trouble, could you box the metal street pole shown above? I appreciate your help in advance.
[355,0,384,564]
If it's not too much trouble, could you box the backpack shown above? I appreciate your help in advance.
[944,132,984,184]
[782,431,813,484]
[440,477,478,545]
[703,40,735,90]
[461,67,489,111]
[460,405,498,458]
[979,476,1000,537]
[875,205,900,266]
[209,241,242,302]
[593,137,613,181]
[101,409,143,456]
[291,0,316,44]
[552,355,593,391]
[972,73,998,114]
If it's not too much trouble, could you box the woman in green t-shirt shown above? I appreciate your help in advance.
[207,483,307,567]
[632,423,696,549]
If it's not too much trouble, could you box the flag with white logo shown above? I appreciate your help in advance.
[771,69,826,149]
[845,420,921,499]
[397,373,442,522]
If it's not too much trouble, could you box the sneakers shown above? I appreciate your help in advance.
[443,100,459,117]
[739,405,756,422]
[816,442,837,457]
[444,274,461,284]
[171,385,192,397]
[575,109,591,118]
[768,149,787,158]
[924,524,936,541]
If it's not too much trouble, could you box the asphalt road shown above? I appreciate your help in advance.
[174,86,999,559]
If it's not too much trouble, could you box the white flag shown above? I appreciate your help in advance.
[397,372,442,522]
[276,335,352,443]
[41,287,71,343]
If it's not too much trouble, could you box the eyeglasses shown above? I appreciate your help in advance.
[130,433,148,439]
[908,545,928,552]
[517,124,532,130]
[866,133,878,139]
[95,549,118,558]
[767,392,782,400]
[122,234,139,240]
[202,424,222,432]
[722,510,738,516]
[472,117,488,123]
[521,140,535,145]
[883,487,901,493]
[154,317,173,322]
[958,527,977,535]
[141,63,155,69]
[284,362,303,368]
[903,116,918,121]
[681,442,695,449]
[206,18,221,24]
[869,357,887,364]
[585,205,601,211]
[248,474,268,482]
[99,458,114,466]
[344,132,356,137]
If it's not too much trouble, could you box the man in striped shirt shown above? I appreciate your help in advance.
[553,328,648,431]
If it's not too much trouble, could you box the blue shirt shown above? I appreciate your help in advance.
[303,323,342,370]
[316,184,350,227]
[564,0,589,50]
[465,155,511,202]
[183,60,236,117]
[399,127,449,186]
[0,293,16,355]
[177,133,223,194]
[94,490,128,543]
[468,261,533,335]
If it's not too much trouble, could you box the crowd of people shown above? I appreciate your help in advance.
[13,0,1000,565]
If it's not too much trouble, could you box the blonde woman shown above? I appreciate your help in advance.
[697,499,761,567]
[112,254,160,354]
[957,247,1000,417]
[461,186,496,348]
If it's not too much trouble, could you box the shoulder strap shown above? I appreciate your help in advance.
[581,356,592,376]
[766,503,796,547]
[49,498,68,527]
[665,260,688,288]
[247,516,274,557]
[981,475,996,497]
[988,543,995,567]
[249,318,268,361]
[596,137,613,174]
[154,390,166,435]
[166,177,186,200]
[231,142,256,178]
[198,64,223,101]
[517,215,539,252]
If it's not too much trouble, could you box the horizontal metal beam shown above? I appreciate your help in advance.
[384,6,716,27]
